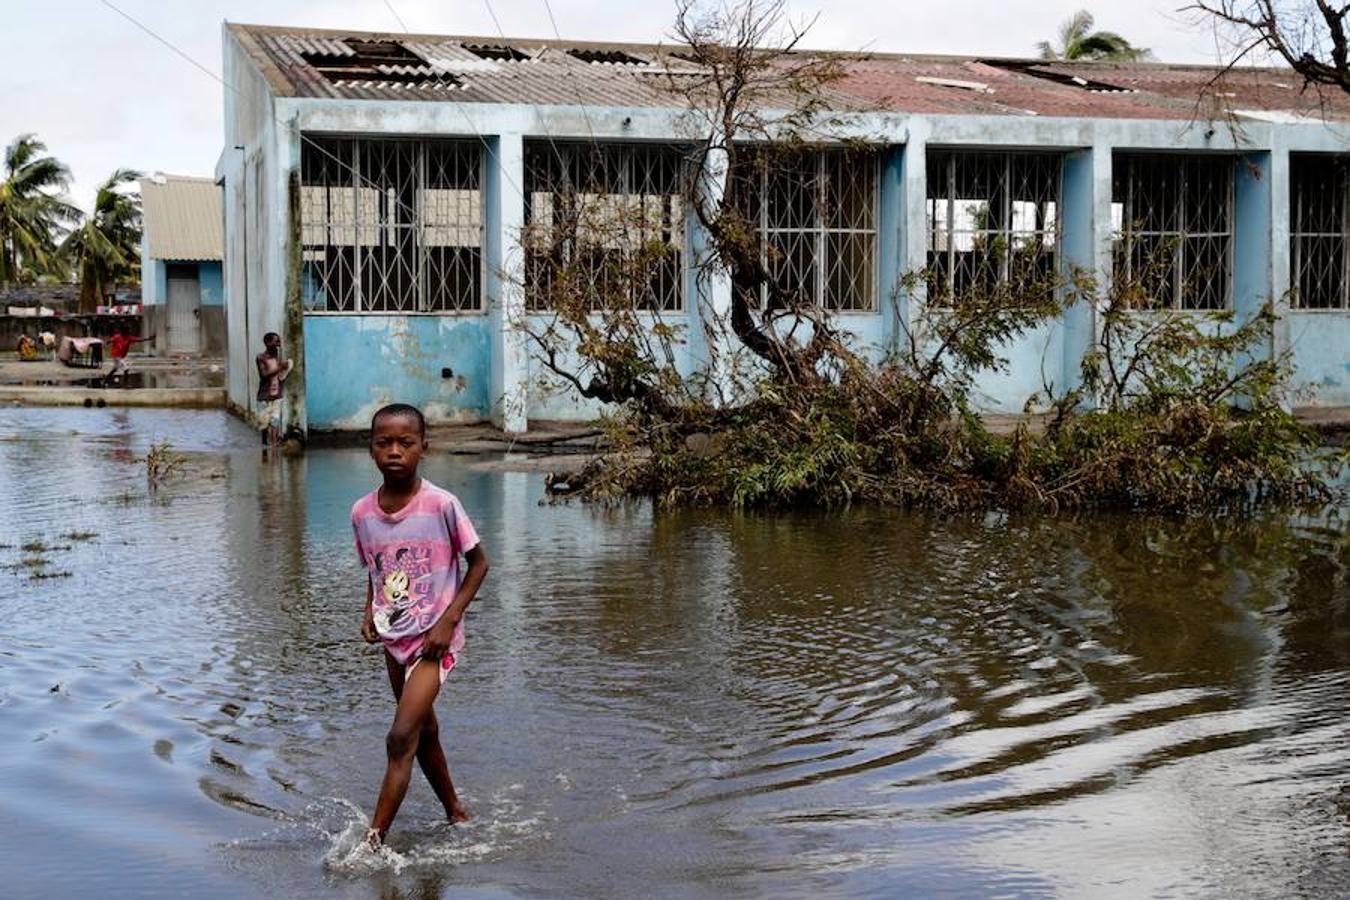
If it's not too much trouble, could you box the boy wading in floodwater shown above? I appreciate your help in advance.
[352,403,489,847]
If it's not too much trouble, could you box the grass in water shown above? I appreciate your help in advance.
[62,531,98,542]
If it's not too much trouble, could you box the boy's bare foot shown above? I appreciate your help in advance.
[448,802,471,824]
[364,826,383,851]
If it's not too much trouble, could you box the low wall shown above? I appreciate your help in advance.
[0,386,225,408]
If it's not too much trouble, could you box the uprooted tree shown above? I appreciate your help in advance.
[523,0,1343,512]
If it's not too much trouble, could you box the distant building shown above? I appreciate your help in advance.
[220,23,1350,434]
[139,174,226,355]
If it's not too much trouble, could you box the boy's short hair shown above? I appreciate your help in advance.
[371,403,427,437]
[263,332,280,343]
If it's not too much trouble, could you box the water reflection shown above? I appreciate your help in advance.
[0,407,1346,898]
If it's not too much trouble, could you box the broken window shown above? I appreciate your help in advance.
[524,141,688,312]
[926,150,1061,305]
[730,147,879,312]
[1111,154,1233,311]
[300,136,482,314]
[1289,153,1350,310]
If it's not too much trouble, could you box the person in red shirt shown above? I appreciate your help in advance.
[106,327,153,383]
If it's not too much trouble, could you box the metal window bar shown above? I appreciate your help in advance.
[523,141,688,312]
[299,135,484,314]
[1112,154,1234,311]
[737,147,878,312]
[925,150,1062,307]
[1289,153,1350,310]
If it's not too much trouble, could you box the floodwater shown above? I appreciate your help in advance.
[1,408,1347,899]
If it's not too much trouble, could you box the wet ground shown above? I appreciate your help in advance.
[1,407,1348,899]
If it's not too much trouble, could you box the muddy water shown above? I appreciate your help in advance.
[1,408,1347,899]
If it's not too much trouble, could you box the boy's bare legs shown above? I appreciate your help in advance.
[379,653,471,836]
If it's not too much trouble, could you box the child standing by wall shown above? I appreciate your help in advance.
[351,403,490,846]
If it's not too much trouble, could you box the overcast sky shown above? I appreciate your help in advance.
[3,1,1236,207]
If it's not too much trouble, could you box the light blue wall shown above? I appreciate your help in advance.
[1289,314,1350,406]
[145,260,224,306]
[303,315,491,430]
[969,322,1066,412]
[148,259,166,307]
[199,262,224,306]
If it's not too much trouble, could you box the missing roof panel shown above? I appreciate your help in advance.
[567,47,647,66]
[301,39,462,89]
[981,60,1133,93]
[465,43,532,62]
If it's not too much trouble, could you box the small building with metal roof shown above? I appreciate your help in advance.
[140,173,226,355]
[219,22,1350,434]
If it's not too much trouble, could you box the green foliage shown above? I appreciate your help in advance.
[143,439,184,489]
[63,168,142,312]
[533,0,1333,516]
[550,273,1342,514]
[0,134,80,284]
[1036,10,1152,62]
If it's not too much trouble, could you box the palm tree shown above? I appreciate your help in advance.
[0,134,80,284]
[1036,10,1152,62]
[63,168,143,312]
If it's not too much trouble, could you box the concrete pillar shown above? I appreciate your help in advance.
[897,120,929,351]
[876,144,906,353]
[1267,146,1292,366]
[692,140,736,403]
[1234,150,1274,371]
[1060,142,1113,399]
[276,117,307,435]
[484,133,528,433]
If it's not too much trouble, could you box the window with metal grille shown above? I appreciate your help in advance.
[524,141,688,312]
[1290,154,1350,310]
[300,136,483,314]
[926,150,1061,306]
[1111,154,1233,311]
[730,147,878,312]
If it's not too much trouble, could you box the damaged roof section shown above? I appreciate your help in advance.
[228,22,1350,121]
[240,24,711,105]
[298,38,463,91]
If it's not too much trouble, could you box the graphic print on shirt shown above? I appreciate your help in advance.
[369,543,436,637]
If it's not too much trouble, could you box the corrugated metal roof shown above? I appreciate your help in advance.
[227,23,1350,122]
[140,175,223,262]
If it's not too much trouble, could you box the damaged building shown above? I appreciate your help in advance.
[219,23,1350,434]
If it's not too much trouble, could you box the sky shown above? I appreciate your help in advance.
[2,1,1240,208]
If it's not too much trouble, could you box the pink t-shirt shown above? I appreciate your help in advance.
[351,480,481,665]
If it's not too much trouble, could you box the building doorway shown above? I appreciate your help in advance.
[166,264,202,353]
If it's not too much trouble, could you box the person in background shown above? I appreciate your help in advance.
[16,334,38,362]
[106,327,153,383]
[255,332,294,452]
